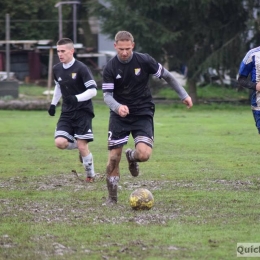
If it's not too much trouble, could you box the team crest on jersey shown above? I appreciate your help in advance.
[134,68,141,75]
[71,73,77,79]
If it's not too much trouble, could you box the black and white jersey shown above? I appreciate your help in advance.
[53,60,97,114]
[102,52,163,116]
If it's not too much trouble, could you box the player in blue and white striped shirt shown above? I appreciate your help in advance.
[238,46,260,133]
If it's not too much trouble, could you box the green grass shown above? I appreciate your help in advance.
[155,83,249,101]
[18,82,250,102]
[0,102,259,259]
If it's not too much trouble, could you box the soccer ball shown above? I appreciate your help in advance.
[129,188,154,210]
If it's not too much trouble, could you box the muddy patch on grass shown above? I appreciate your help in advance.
[0,172,105,191]
[0,173,179,225]
[1,173,258,226]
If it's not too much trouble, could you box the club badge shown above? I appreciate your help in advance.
[134,68,141,76]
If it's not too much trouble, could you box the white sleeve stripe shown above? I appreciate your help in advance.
[102,83,114,91]
[84,80,97,88]
[153,63,163,78]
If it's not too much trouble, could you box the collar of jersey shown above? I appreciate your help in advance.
[63,58,75,69]
[117,53,133,64]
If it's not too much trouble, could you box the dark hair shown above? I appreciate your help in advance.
[115,31,134,42]
[56,38,74,46]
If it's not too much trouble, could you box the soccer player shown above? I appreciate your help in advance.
[48,38,97,182]
[102,31,193,204]
[238,46,260,134]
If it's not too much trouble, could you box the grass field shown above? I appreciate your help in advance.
[0,99,259,259]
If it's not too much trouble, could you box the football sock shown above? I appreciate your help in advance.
[82,153,95,177]
[129,149,136,161]
[106,176,120,202]
[66,141,78,150]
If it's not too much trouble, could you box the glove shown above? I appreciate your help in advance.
[63,95,78,105]
[48,104,56,116]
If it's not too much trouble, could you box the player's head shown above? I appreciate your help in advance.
[115,31,134,43]
[114,31,135,61]
[56,38,74,64]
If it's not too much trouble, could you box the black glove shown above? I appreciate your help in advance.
[48,104,56,116]
[63,95,78,105]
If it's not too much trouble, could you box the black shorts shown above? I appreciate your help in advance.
[107,114,154,150]
[55,110,94,142]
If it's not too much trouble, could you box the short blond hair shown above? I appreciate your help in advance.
[115,31,134,43]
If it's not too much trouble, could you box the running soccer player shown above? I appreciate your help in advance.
[48,38,97,182]
[102,31,193,204]
[238,46,260,134]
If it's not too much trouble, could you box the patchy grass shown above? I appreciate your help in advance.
[0,104,259,259]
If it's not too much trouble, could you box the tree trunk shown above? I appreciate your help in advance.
[0,100,49,110]
[187,79,198,104]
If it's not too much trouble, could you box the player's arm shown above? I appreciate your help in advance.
[161,69,193,108]
[75,88,97,102]
[51,82,62,105]
[63,79,97,105]
[76,78,98,101]
[237,75,258,90]
[102,64,129,116]
[103,92,121,113]
[48,81,62,116]
[103,92,129,116]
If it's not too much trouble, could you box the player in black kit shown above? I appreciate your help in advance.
[48,38,97,182]
[102,31,193,204]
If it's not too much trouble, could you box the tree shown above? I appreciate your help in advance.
[90,0,249,103]
[0,0,60,41]
[0,0,95,45]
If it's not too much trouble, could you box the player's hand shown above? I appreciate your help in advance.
[118,105,129,117]
[256,82,260,91]
[63,95,78,105]
[182,96,193,108]
[48,104,56,116]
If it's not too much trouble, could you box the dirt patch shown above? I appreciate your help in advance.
[1,173,258,227]
[0,173,178,226]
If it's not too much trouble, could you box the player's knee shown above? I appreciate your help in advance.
[55,137,68,149]
[138,151,150,162]
[109,153,121,164]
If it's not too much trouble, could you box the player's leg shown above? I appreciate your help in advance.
[125,115,154,177]
[106,147,123,204]
[77,139,95,182]
[252,110,260,134]
[54,114,77,150]
[105,115,130,204]
[127,142,153,162]
[55,137,77,149]
[74,111,95,182]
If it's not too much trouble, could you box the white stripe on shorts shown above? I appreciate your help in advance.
[108,136,129,147]
[134,136,154,147]
[55,130,75,141]
[75,133,94,139]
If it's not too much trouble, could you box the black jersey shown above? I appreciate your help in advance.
[53,60,97,115]
[102,52,163,116]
